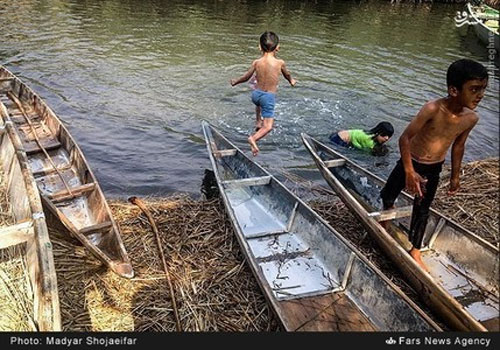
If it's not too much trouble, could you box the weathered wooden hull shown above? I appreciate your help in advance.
[301,133,499,331]
[0,101,61,331]
[202,121,441,331]
[467,2,500,52]
[0,66,133,279]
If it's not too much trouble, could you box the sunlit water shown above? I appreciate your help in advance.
[1,0,498,198]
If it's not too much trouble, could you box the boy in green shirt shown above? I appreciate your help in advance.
[329,121,394,156]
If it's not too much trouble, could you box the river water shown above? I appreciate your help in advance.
[1,0,498,197]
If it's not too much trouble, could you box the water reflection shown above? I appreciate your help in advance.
[0,0,498,197]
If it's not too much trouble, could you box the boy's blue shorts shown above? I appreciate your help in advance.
[251,89,276,118]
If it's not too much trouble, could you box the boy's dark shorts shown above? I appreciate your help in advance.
[380,158,444,209]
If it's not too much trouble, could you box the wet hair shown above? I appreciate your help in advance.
[446,59,488,90]
[260,31,279,52]
[366,121,394,139]
[371,143,389,157]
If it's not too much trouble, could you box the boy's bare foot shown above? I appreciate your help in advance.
[409,248,430,273]
[248,136,259,156]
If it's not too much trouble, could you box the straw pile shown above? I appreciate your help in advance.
[51,196,280,331]
[0,170,35,331]
[1,158,498,331]
[434,158,499,246]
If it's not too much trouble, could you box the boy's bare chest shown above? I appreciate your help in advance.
[425,114,472,138]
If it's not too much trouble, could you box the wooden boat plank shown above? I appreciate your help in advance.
[278,293,377,331]
[48,182,96,202]
[368,205,413,222]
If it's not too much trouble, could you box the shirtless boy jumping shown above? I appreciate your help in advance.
[230,31,296,156]
[380,59,488,272]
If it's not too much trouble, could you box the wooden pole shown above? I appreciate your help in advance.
[7,92,73,197]
[128,196,182,331]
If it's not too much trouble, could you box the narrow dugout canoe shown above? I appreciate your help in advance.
[467,2,500,52]
[0,106,60,330]
[0,66,133,278]
[202,121,441,331]
[301,133,499,331]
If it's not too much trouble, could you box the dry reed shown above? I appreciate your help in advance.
[1,158,498,331]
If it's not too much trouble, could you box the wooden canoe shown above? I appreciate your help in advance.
[467,2,500,52]
[0,102,61,330]
[0,66,133,279]
[202,121,441,331]
[301,133,499,331]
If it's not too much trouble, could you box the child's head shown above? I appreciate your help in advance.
[447,59,488,109]
[368,121,394,144]
[259,31,279,52]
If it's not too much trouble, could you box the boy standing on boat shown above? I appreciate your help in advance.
[230,31,297,156]
[380,59,488,272]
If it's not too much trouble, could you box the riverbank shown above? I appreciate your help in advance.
[0,158,498,331]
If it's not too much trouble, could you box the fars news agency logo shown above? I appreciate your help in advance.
[386,337,397,345]
[455,10,480,27]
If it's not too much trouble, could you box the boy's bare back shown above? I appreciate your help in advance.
[408,98,478,164]
[252,55,292,93]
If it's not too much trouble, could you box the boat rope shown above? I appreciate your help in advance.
[7,92,74,197]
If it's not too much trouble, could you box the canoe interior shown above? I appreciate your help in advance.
[307,136,499,331]
[202,122,440,331]
[0,67,132,278]
[0,108,61,330]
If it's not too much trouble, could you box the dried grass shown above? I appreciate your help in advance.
[1,158,497,331]
[0,169,35,331]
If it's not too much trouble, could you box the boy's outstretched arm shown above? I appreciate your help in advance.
[281,62,297,86]
[449,122,477,195]
[230,61,256,86]
[399,103,436,197]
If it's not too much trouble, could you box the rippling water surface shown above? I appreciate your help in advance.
[1,0,498,197]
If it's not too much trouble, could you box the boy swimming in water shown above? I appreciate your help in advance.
[380,59,488,272]
[329,121,394,156]
[230,31,297,156]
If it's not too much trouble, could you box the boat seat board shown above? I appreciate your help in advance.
[323,159,346,168]
[80,221,112,235]
[278,293,377,331]
[222,176,272,188]
[48,182,96,202]
[25,139,61,155]
[368,206,413,222]
[213,149,237,157]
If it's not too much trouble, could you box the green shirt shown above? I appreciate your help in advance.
[348,129,375,150]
